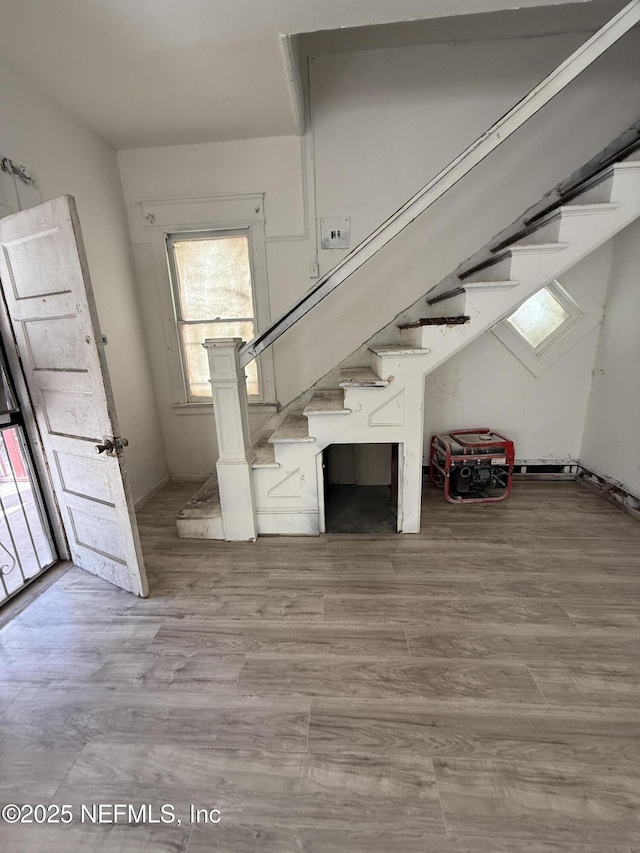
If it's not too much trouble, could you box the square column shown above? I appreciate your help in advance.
[204,338,257,541]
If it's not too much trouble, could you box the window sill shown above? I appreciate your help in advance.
[171,401,279,416]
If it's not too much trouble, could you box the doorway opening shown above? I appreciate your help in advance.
[0,343,56,605]
[323,443,399,534]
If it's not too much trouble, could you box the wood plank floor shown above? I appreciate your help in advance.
[0,480,639,852]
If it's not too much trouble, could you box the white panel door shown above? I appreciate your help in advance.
[0,196,148,596]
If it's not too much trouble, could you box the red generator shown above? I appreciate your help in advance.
[429,428,515,504]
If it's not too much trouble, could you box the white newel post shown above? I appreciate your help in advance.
[204,338,257,541]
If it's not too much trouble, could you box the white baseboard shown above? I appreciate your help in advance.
[134,475,171,511]
[170,474,210,484]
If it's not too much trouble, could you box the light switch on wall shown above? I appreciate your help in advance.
[320,217,350,249]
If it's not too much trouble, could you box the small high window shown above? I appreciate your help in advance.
[167,231,259,400]
[493,277,599,378]
[505,281,581,354]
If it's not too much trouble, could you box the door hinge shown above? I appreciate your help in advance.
[95,436,129,457]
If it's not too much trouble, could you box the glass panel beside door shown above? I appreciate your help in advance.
[0,346,56,605]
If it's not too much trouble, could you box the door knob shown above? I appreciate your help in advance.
[95,439,114,455]
[94,437,128,457]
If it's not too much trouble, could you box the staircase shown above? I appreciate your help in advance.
[177,148,640,540]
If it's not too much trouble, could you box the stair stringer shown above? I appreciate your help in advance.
[411,164,640,370]
[177,156,640,540]
[316,372,426,534]
[328,160,640,378]
[250,162,640,537]
[247,157,640,440]
[252,354,431,535]
[252,451,320,536]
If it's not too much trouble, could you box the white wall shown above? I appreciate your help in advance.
[423,246,610,462]
[580,219,640,498]
[118,28,640,477]
[0,60,167,505]
[284,31,640,396]
[118,136,310,476]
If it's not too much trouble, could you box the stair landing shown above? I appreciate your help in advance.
[176,475,223,539]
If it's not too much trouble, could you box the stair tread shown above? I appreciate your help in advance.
[369,345,430,356]
[509,241,570,253]
[561,202,620,214]
[462,241,568,282]
[612,160,640,170]
[398,316,470,329]
[176,475,221,520]
[269,412,315,443]
[303,389,350,416]
[464,279,519,290]
[252,432,278,467]
[339,367,389,388]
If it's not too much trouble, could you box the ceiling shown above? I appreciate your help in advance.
[0,0,622,150]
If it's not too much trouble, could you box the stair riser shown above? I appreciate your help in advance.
[177,516,224,540]
[256,511,319,536]
[342,385,388,411]
[508,247,568,282]
[556,211,620,247]
[305,412,353,439]
[399,325,424,347]
[512,218,562,247]
[609,165,640,202]
[428,291,467,319]
[571,175,614,205]
[259,443,318,476]
[341,368,415,409]
[369,352,432,382]
[462,256,512,283]
[568,162,640,206]
[424,273,460,304]
[414,322,471,351]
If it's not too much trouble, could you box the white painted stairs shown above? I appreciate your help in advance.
[177,151,640,540]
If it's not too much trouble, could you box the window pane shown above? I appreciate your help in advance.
[506,287,570,349]
[0,426,55,602]
[173,236,254,321]
[181,321,259,398]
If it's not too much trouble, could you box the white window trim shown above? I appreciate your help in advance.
[492,279,603,377]
[508,281,583,354]
[143,194,277,406]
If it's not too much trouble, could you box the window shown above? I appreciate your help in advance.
[492,278,598,378]
[167,231,259,399]
[142,193,276,410]
[506,285,572,351]
[505,281,582,355]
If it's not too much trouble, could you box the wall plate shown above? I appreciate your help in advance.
[321,217,350,249]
